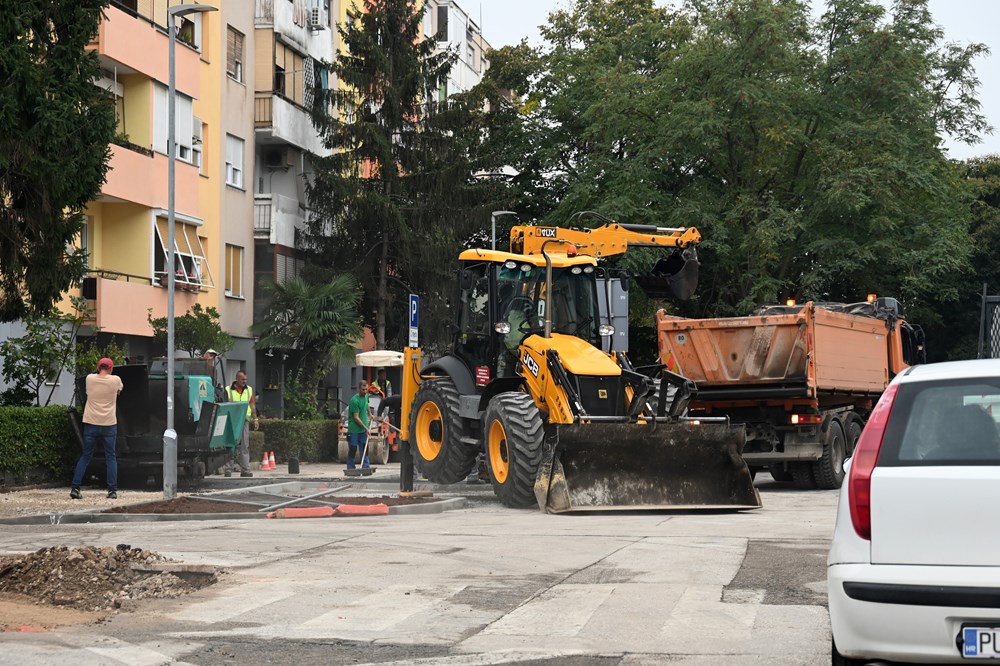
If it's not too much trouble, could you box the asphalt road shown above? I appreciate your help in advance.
[0,470,838,665]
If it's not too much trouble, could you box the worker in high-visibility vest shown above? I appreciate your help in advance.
[369,368,392,398]
[225,370,259,477]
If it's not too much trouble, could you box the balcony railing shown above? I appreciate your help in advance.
[256,0,274,24]
[255,194,272,237]
[255,93,273,128]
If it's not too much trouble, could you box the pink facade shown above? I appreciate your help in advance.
[104,145,200,216]
[95,5,201,97]
[94,277,199,337]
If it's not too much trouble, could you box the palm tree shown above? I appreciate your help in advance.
[252,275,362,396]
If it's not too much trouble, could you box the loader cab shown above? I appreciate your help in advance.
[452,255,603,385]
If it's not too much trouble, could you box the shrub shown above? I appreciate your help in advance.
[0,406,77,485]
[256,419,338,463]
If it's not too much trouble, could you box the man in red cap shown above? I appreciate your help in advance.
[71,357,124,499]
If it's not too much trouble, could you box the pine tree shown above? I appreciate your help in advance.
[0,1,116,322]
[306,0,486,350]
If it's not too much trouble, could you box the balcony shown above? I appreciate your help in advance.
[102,144,200,214]
[88,275,198,337]
[255,194,303,248]
[254,93,328,156]
[91,4,200,98]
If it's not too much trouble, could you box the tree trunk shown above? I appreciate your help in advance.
[376,228,389,349]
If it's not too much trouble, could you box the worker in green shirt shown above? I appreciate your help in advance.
[346,380,371,470]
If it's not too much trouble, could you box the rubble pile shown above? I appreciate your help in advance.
[0,545,216,613]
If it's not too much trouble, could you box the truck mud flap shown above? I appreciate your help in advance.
[534,422,760,513]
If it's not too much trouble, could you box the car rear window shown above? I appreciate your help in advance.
[877,378,1000,466]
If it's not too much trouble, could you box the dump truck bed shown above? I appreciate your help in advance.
[657,302,891,402]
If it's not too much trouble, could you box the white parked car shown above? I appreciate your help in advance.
[828,359,1000,665]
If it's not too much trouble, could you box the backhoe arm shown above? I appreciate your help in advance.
[510,223,701,259]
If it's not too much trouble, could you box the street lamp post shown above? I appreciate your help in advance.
[165,3,217,499]
[491,210,518,251]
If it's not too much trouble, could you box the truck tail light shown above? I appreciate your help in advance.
[848,382,899,540]
[790,414,822,425]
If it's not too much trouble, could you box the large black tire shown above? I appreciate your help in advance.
[813,420,848,489]
[483,393,544,508]
[409,379,477,484]
[791,461,817,489]
[769,463,793,483]
[846,417,863,458]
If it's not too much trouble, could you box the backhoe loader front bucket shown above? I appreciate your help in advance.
[634,248,699,301]
[534,422,760,513]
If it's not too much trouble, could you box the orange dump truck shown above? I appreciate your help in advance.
[657,298,926,489]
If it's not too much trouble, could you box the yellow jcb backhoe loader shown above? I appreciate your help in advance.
[398,216,761,513]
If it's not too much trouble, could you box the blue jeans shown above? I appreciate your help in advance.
[347,431,370,469]
[73,424,118,492]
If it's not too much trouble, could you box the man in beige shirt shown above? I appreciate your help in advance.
[71,357,124,499]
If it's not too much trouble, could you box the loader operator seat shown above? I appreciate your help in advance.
[497,282,533,377]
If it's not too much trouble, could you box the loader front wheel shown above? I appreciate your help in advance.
[484,393,544,508]
[409,379,477,484]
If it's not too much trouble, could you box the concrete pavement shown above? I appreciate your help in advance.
[0,472,839,665]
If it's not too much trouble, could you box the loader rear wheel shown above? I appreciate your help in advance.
[409,379,477,484]
[813,420,847,489]
[791,461,816,489]
[484,392,544,508]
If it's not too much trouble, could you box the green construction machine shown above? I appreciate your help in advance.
[70,358,248,486]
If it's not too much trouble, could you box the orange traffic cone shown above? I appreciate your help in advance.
[268,451,277,470]
[261,451,269,471]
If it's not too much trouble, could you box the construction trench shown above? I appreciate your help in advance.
[0,467,471,526]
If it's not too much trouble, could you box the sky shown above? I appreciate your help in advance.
[474,0,999,160]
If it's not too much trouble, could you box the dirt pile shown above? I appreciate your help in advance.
[0,545,216,617]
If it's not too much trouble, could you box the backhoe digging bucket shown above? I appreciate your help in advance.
[634,249,699,301]
[534,422,760,513]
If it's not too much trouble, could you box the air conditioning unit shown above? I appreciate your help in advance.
[262,146,292,169]
[308,7,325,30]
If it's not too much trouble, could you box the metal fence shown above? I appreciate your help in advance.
[979,291,1000,359]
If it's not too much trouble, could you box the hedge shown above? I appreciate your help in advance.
[253,419,339,465]
[0,406,77,486]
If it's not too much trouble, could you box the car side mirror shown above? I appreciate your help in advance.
[459,269,475,291]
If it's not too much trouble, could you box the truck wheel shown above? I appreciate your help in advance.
[791,462,816,489]
[846,417,863,457]
[409,379,477,484]
[813,420,847,489]
[769,464,793,483]
[484,392,544,508]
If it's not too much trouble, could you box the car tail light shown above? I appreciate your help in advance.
[790,413,822,425]
[848,382,899,540]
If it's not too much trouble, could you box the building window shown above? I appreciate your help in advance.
[153,83,194,161]
[153,219,213,290]
[274,41,306,105]
[226,27,244,82]
[226,134,244,188]
[192,118,205,172]
[225,244,244,298]
[436,6,448,41]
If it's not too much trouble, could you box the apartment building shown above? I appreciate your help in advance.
[424,0,492,99]
[252,0,337,417]
[22,0,258,400]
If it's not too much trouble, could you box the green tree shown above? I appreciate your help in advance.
[482,0,989,359]
[251,275,363,413]
[306,0,486,350]
[938,154,1000,360]
[0,297,116,406]
[0,0,116,322]
[147,304,234,357]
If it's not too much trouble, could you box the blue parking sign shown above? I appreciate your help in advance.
[409,294,419,347]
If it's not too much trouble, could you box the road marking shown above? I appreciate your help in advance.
[481,584,615,637]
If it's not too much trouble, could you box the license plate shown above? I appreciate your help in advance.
[961,626,1000,659]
